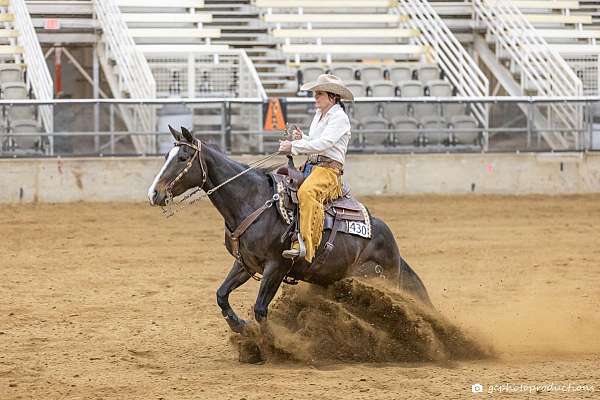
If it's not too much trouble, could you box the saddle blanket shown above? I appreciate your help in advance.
[272,176,372,239]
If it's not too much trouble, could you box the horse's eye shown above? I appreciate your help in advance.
[178,153,188,162]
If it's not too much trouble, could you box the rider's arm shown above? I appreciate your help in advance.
[291,112,350,154]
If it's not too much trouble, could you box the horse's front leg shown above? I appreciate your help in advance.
[216,260,252,333]
[254,261,289,322]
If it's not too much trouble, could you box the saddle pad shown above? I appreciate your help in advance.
[324,203,372,239]
[269,172,372,239]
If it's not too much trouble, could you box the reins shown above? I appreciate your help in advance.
[161,138,281,218]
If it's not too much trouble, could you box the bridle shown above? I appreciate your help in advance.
[163,138,207,212]
[160,138,280,217]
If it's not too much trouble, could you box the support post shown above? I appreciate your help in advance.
[93,46,100,152]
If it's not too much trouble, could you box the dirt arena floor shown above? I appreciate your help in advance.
[2,195,600,399]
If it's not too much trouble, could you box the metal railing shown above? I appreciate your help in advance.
[397,0,489,128]
[1,96,599,157]
[8,0,53,138]
[473,0,583,149]
[94,0,156,154]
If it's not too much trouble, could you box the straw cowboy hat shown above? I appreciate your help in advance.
[300,74,355,101]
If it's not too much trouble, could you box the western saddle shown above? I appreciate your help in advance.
[269,156,372,269]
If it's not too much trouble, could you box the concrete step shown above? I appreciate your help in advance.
[266,88,297,96]
[208,10,259,16]
[207,26,267,32]
[259,71,295,78]
[254,62,288,68]
[213,39,274,46]
[250,54,286,60]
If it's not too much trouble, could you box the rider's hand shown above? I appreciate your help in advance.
[278,140,292,154]
[291,126,303,140]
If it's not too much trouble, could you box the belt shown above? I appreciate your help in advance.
[307,154,343,172]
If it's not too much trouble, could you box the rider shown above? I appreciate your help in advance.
[278,74,354,262]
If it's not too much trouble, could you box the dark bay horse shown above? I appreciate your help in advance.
[148,126,432,333]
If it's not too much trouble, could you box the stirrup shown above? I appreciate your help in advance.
[282,237,306,260]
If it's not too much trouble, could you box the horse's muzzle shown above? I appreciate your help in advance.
[148,189,167,206]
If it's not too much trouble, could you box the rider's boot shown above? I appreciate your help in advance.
[282,236,307,259]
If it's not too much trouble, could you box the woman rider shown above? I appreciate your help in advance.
[278,74,354,262]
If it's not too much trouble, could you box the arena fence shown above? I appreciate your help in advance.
[1,97,600,157]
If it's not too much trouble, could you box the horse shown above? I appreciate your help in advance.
[148,126,432,334]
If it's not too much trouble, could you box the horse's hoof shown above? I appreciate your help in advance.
[233,320,248,334]
[226,316,247,334]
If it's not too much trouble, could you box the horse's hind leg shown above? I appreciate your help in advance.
[217,260,252,333]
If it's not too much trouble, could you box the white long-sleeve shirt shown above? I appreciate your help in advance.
[291,104,351,165]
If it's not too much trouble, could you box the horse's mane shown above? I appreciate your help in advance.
[203,140,282,177]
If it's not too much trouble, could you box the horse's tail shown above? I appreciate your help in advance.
[396,254,434,309]
[375,217,434,308]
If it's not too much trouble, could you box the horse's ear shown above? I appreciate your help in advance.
[168,125,181,141]
[181,126,194,143]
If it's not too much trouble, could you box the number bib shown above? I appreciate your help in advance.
[346,221,371,238]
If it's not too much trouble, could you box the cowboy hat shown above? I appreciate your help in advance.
[300,74,355,101]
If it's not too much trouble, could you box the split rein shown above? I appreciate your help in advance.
[161,139,281,218]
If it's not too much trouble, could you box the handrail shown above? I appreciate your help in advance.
[94,0,156,153]
[8,0,54,137]
[473,0,582,148]
[240,50,268,100]
[397,0,489,129]
[3,95,600,105]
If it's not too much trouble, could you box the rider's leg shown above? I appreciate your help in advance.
[284,166,342,262]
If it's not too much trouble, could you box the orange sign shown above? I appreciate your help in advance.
[264,98,286,130]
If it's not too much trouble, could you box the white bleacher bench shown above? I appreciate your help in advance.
[547,44,600,54]
[512,29,600,39]
[272,28,419,38]
[0,65,23,82]
[0,46,23,55]
[25,1,93,15]
[122,13,212,23]
[256,0,397,8]
[129,28,221,39]
[429,2,472,16]
[264,14,408,23]
[138,44,229,54]
[0,29,18,38]
[521,14,592,24]
[283,44,423,55]
[116,0,204,7]
[438,3,586,19]
[511,0,580,9]
[0,14,15,22]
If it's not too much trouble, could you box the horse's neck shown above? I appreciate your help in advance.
[201,146,271,230]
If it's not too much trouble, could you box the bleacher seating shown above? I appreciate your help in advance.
[450,115,479,145]
[118,0,221,47]
[297,62,479,148]
[0,2,43,154]
[252,0,485,150]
